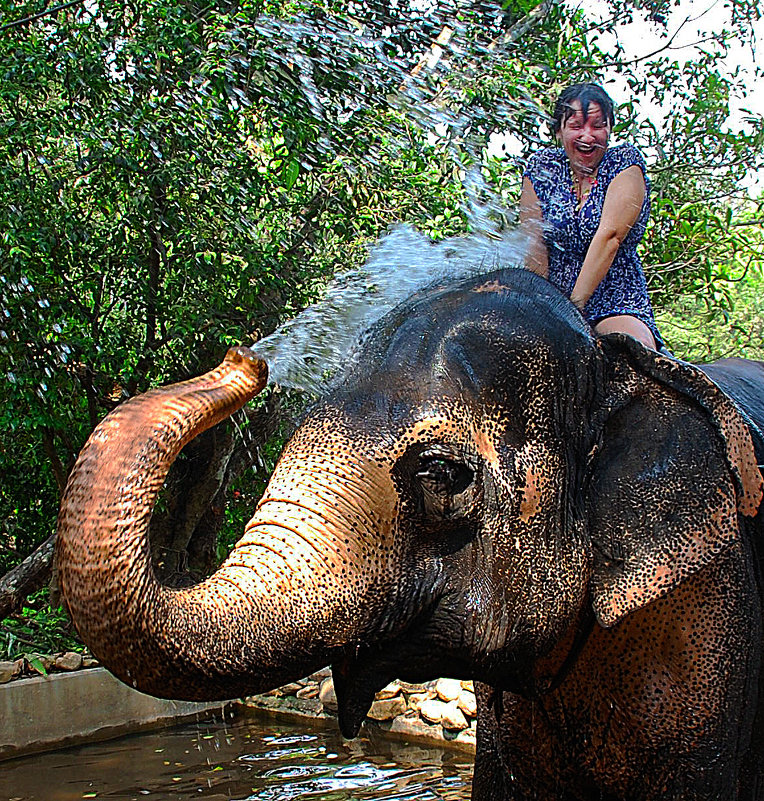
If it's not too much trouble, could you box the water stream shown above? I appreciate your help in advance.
[251,224,530,394]
[243,8,541,395]
[1,713,473,801]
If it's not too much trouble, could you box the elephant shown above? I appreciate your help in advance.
[56,267,764,800]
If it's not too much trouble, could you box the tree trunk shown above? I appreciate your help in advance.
[0,533,55,620]
[148,388,285,585]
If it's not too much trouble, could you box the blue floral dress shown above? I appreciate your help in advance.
[524,143,662,346]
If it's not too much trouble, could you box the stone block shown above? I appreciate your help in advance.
[307,667,332,682]
[319,677,337,713]
[452,726,477,746]
[278,682,304,695]
[457,689,477,718]
[367,696,407,721]
[375,680,401,700]
[54,652,84,672]
[295,683,319,699]
[407,691,434,713]
[441,701,468,731]
[388,715,444,741]
[398,680,434,694]
[0,661,20,684]
[435,677,462,702]
[419,698,449,724]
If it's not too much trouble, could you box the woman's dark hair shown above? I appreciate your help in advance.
[552,83,615,133]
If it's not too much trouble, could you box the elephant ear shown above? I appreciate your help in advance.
[588,334,763,628]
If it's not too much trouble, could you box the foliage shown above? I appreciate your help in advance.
[0,0,467,578]
[1,590,84,659]
[657,267,764,362]
[449,0,764,355]
[218,422,287,564]
[645,191,763,315]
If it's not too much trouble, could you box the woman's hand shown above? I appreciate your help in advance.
[570,165,646,309]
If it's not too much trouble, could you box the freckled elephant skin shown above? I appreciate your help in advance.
[57,270,764,800]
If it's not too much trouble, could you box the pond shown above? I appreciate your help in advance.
[1,712,473,801]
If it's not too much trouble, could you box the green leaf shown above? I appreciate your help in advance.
[283,159,300,190]
[26,655,48,676]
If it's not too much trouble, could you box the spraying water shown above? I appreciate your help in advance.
[246,10,544,395]
[251,224,531,394]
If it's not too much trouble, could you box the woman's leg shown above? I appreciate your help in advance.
[594,315,657,349]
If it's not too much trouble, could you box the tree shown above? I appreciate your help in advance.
[1,0,333,591]
[441,0,764,355]
[0,0,481,609]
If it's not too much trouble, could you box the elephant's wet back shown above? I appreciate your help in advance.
[1,713,474,800]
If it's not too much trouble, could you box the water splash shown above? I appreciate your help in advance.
[247,9,544,395]
[251,224,530,394]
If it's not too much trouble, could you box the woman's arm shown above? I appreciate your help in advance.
[569,165,646,310]
[519,176,549,278]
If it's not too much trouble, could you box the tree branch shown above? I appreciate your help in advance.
[573,12,726,71]
[0,0,86,34]
[41,427,68,496]
[500,0,556,47]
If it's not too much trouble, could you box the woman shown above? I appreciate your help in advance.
[520,83,662,350]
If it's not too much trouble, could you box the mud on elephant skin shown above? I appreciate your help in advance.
[57,269,764,800]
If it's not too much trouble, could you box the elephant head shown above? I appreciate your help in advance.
[57,269,763,742]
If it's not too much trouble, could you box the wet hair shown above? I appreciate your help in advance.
[552,83,615,133]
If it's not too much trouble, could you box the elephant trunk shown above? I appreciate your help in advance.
[57,346,366,701]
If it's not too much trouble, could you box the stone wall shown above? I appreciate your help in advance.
[239,669,477,751]
[0,651,98,683]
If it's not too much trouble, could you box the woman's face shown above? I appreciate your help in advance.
[557,99,611,175]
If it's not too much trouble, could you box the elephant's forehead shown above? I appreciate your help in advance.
[296,396,508,465]
[387,409,476,458]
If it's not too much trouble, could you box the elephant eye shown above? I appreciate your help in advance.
[416,456,474,496]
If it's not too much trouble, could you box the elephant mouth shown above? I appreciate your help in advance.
[332,645,392,738]
[331,623,473,738]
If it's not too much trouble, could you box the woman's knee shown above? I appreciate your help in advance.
[594,315,657,349]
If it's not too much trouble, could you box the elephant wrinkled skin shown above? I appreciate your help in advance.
[57,269,764,800]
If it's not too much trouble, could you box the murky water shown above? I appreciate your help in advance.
[1,713,473,801]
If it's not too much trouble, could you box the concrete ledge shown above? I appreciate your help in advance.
[1,668,476,762]
[0,668,227,761]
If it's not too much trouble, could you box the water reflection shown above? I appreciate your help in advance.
[1,713,472,801]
